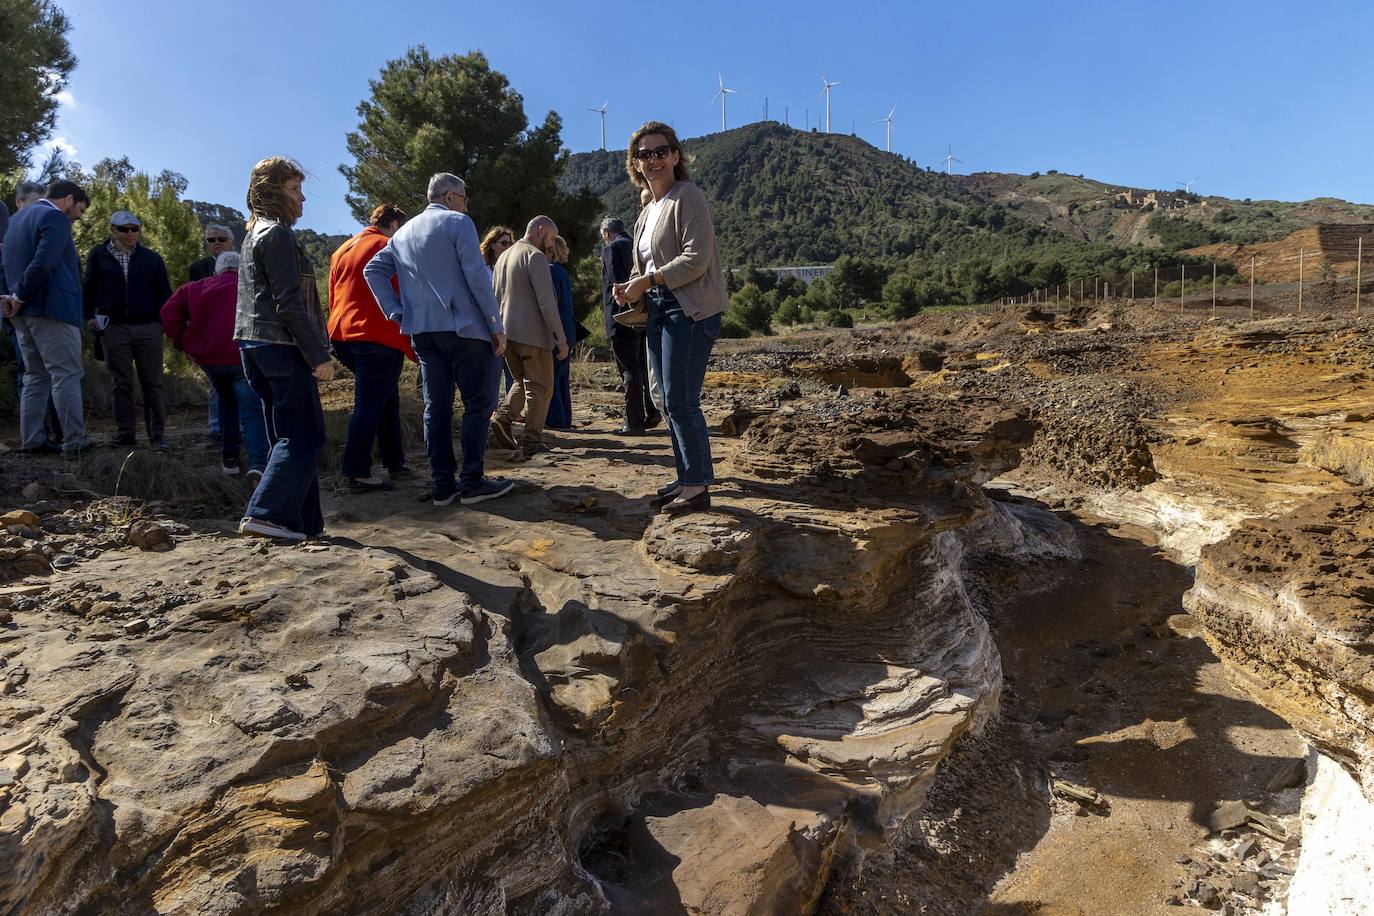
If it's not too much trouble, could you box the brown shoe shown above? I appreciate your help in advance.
[490,418,518,450]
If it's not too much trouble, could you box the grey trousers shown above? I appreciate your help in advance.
[11,315,89,452]
[105,321,166,440]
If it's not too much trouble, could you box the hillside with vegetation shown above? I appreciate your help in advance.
[957,171,1374,249]
[560,123,1226,329]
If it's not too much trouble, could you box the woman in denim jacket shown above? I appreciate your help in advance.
[234,157,335,542]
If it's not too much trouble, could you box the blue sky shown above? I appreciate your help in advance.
[44,0,1373,233]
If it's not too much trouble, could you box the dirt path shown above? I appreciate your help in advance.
[819,503,1306,915]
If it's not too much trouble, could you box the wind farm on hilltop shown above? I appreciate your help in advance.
[587,70,952,175]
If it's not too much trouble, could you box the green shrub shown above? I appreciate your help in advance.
[720,314,751,338]
[774,298,805,325]
[825,309,853,329]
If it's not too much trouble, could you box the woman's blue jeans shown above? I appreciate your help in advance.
[202,363,270,471]
[241,344,326,536]
[332,340,405,478]
[645,288,720,487]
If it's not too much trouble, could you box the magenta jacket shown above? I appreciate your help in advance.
[160,271,240,367]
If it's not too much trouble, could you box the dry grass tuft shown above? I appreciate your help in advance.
[62,447,248,509]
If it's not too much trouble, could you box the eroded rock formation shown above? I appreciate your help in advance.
[0,392,1073,914]
[1185,491,1374,798]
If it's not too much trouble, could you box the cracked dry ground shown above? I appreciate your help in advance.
[2,298,1371,914]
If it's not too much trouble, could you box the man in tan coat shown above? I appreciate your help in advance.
[492,216,569,454]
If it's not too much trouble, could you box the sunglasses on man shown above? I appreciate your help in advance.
[633,145,675,162]
[115,225,141,233]
[206,236,230,244]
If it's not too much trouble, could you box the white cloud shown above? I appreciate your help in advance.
[39,135,79,159]
[54,89,75,108]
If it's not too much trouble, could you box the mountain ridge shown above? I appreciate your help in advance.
[559,122,1374,267]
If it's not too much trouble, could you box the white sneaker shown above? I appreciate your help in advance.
[238,516,306,542]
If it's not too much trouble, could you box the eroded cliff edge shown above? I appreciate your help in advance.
[0,390,1072,914]
[1185,491,1374,796]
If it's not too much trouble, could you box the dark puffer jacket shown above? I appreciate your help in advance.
[83,243,172,325]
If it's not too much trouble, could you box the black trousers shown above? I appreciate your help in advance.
[611,326,656,428]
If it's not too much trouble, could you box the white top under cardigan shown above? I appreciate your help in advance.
[637,195,670,276]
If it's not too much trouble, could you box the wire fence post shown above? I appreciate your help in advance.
[1212,261,1217,320]
[1298,247,1304,315]
[1180,264,1185,316]
[1154,266,1159,306]
[1249,255,1256,320]
[1357,237,1363,319]
[1131,270,1135,299]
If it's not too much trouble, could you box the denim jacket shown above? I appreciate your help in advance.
[234,218,330,367]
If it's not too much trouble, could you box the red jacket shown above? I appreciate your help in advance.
[327,227,415,360]
[160,272,240,367]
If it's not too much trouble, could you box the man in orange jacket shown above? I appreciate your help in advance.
[327,204,415,492]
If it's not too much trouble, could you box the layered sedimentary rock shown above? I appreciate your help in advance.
[0,391,1074,914]
[1186,490,1374,916]
[1185,491,1374,794]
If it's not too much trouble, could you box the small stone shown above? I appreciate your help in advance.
[1265,758,1306,792]
[127,520,174,552]
[0,510,39,528]
[20,483,41,501]
[1232,871,1260,897]
[1235,837,1259,861]
[1193,883,1220,908]
[285,673,310,689]
[1175,854,1192,865]
[52,554,77,569]
[123,618,149,636]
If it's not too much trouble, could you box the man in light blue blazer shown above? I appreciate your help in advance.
[364,172,512,507]
[1,180,94,455]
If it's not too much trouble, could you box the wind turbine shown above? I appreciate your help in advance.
[710,72,738,131]
[1175,176,1200,193]
[875,106,895,152]
[942,143,964,175]
[587,99,609,151]
[818,75,841,132]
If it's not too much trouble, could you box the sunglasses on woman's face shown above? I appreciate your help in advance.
[633,144,674,162]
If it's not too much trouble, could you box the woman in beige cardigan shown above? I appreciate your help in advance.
[613,121,729,516]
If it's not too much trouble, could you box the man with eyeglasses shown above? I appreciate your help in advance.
[189,223,235,282]
[83,210,172,449]
[364,172,514,507]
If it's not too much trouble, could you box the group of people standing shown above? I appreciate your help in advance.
[0,119,728,541]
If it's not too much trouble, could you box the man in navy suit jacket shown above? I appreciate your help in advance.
[0,180,94,454]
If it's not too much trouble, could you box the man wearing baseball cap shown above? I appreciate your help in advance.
[83,210,172,448]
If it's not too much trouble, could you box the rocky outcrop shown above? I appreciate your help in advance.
[1,540,559,915]
[1185,491,1374,798]
[0,394,1070,914]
